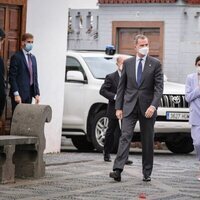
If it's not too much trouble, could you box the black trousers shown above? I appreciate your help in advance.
[0,95,6,117]
[104,118,120,155]
[11,86,34,113]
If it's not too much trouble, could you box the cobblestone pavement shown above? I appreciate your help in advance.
[0,143,200,200]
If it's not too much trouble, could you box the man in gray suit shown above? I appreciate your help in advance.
[109,34,163,182]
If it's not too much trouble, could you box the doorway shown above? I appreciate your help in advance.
[0,0,27,135]
[112,21,164,61]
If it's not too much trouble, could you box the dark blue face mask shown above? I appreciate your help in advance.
[24,43,33,52]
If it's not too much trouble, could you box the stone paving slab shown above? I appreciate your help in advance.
[0,150,200,200]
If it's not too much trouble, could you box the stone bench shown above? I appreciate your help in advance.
[0,104,52,184]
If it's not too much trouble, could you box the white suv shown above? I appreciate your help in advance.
[62,50,192,154]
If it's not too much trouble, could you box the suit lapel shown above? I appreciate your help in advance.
[114,71,119,87]
[131,57,137,86]
[20,50,35,79]
[20,50,28,68]
[140,56,151,86]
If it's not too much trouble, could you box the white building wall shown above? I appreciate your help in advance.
[96,5,187,83]
[26,0,68,153]
[68,0,98,9]
[68,9,99,50]
[68,4,200,83]
[178,8,200,83]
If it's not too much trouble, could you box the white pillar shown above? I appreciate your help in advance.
[26,0,68,153]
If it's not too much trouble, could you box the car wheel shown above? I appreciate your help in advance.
[165,136,194,154]
[71,136,94,151]
[90,110,108,152]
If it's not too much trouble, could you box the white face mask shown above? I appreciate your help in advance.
[197,66,200,74]
[138,47,149,56]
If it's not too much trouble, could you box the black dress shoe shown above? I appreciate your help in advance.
[143,176,151,182]
[109,170,121,182]
[103,152,111,162]
[104,157,112,162]
[125,160,133,165]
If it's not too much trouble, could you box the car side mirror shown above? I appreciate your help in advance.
[66,71,84,82]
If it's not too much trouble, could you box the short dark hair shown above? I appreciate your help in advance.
[195,55,200,65]
[134,34,148,44]
[21,33,34,41]
[0,28,5,40]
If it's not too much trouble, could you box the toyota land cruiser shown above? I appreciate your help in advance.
[62,50,192,154]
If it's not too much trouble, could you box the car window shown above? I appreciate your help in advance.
[83,57,117,79]
[66,56,87,81]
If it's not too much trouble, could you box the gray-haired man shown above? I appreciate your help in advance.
[109,34,163,182]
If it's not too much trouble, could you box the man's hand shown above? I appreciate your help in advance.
[116,109,123,120]
[14,95,21,104]
[145,105,156,118]
[35,95,40,104]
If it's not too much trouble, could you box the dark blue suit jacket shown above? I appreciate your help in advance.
[9,50,40,100]
[0,57,6,116]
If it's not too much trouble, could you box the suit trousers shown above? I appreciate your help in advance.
[11,85,34,113]
[0,95,6,117]
[104,118,120,155]
[113,101,155,178]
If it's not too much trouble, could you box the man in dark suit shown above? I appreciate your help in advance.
[9,33,40,112]
[0,28,6,117]
[109,34,163,182]
[100,56,132,165]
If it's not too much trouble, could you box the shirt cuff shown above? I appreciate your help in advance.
[14,91,19,96]
[150,105,156,110]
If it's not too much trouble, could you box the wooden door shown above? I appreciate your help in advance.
[118,28,161,59]
[142,28,160,59]
[0,0,27,135]
[118,28,139,55]
[0,5,22,73]
[112,21,164,62]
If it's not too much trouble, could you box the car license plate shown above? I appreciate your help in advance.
[166,112,189,120]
